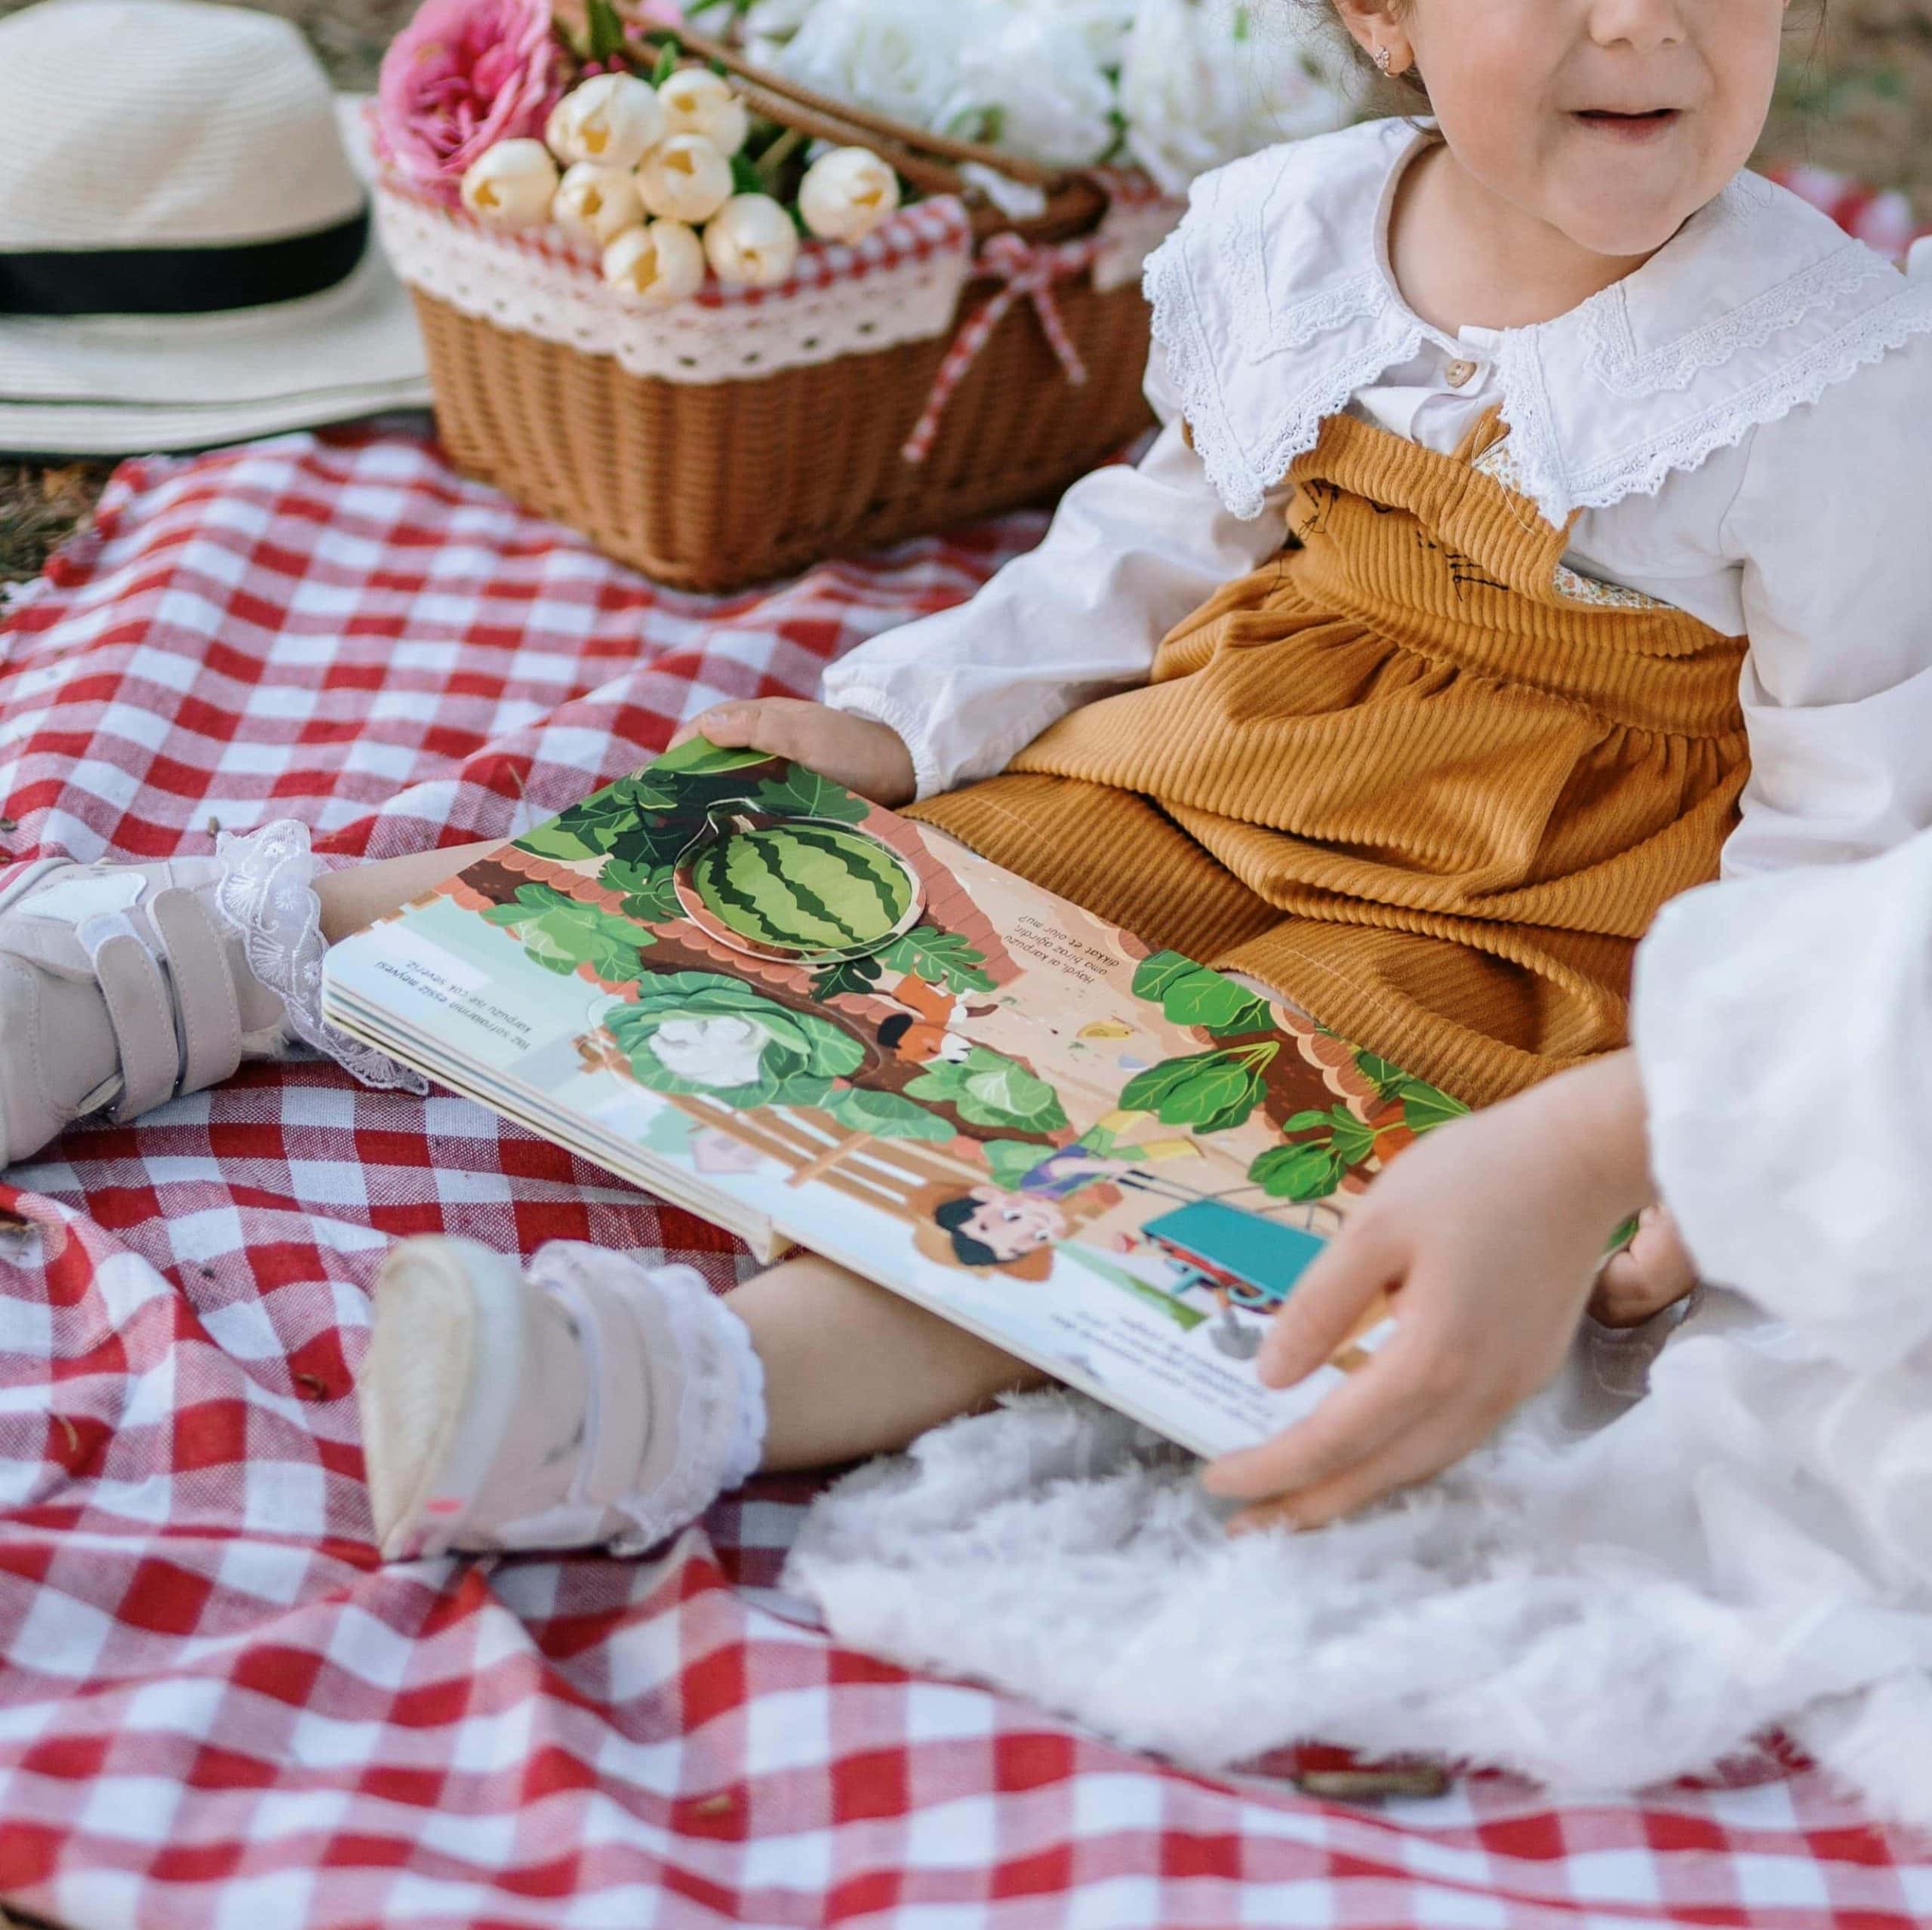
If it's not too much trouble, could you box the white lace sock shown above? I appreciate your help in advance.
[528,1243,768,1556]
[214,819,427,1094]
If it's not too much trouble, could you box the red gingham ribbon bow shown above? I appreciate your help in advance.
[902,231,1105,466]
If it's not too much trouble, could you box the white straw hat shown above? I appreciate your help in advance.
[0,0,431,455]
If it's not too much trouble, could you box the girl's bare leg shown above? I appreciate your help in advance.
[728,1252,1046,1470]
[316,840,504,944]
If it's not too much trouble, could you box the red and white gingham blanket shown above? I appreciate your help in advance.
[0,428,1927,1929]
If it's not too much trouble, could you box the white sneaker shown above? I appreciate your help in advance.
[358,1237,764,1561]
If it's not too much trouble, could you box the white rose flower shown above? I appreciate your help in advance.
[545,73,667,172]
[797,145,901,243]
[636,133,735,224]
[737,0,817,66]
[658,69,751,158]
[460,139,560,229]
[1051,0,1138,71]
[1119,0,1353,195]
[738,0,814,39]
[552,162,645,247]
[603,220,708,305]
[942,7,1118,171]
[771,0,975,132]
[703,193,801,288]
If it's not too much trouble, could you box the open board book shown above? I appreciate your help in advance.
[322,740,1469,1458]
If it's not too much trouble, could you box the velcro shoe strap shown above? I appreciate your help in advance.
[78,914,183,1123]
[147,887,242,1096]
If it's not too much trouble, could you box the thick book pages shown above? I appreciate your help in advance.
[322,741,1466,1457]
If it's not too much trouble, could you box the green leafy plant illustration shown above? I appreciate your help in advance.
[822,1086,955,1142]
[516,770,683,862]
[652,736,774,776]
[809,954,888,1000]
[598,856,681,923]
[906,1046,1069,1133]
[1119,1040,1281,1135]
[1247,1105,1379,1200]
[807,921,997,1001]
[750,767,870,825]
[600,972,957,1141]
[876,925,995,993]
[481,884,658,981]
[1350,1046,1469,1136]
[603,972,863,1111]
[1131,951,1272,1037]
[980,1137,1054,1191]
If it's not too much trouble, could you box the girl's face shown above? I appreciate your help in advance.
[1346,0,1789,258]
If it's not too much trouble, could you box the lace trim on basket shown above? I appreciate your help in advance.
[213,820,429,1096]
[611,1262,767,1557]
[380,189,971,384]
[380,187,1177,386]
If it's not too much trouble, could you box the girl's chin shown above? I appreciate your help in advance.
[1547,186,1706,263]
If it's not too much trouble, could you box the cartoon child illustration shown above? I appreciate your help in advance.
[910,1120,1192,1279]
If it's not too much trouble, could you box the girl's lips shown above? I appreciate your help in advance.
[1574,108,1683,143]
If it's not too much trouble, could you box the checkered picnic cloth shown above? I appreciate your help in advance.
[1,427,1929,1930]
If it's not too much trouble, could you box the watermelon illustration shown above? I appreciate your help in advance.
[673,807,924,963]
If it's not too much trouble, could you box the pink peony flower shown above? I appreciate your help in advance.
[378,0,561,192]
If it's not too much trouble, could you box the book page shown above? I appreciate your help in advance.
[325,742,1469,1457]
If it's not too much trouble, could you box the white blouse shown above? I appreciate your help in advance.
[823,117,1932,880]
[1635,831,1932,1368]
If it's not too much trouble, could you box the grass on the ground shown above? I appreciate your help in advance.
[0,462,115,587]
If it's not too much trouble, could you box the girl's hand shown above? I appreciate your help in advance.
[1589,1204,1700,1327]
[1204,1053,1654,1532]
[672,699,917,807]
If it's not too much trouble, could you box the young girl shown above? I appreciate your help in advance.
[4,0,1930,1556]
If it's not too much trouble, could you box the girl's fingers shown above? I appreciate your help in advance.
[1201,1332,1435,1502]
[1227,1407,1488,1535]
[1257,1218,1401,1388]
[684,702,762,747]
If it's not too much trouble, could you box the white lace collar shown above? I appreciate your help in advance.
[1146,116,1932,525]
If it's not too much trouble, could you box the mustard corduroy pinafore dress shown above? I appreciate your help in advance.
[907,410,1750,1108]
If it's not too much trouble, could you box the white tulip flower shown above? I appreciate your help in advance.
[703,193,800,288]
[797,146,901,243]
[460,139,560,229]
[545,73,667,171]
[657,68,751,158]
[636,134,736,224]
[603,220,708,306]
[552,162,645,247]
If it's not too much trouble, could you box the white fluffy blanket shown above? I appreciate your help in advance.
[786,1288,1932,1825]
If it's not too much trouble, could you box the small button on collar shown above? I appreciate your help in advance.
[1444,358,1480,389]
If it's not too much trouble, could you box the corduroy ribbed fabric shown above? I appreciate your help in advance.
[908,412,1750,1106]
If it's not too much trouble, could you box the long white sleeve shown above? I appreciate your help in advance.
[1718,332,1932,879]
[1634,832,1932,1370]
[819,354,1291,798]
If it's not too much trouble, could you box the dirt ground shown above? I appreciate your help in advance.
[4,0,1929,582]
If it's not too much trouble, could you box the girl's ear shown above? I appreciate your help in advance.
[1331,0,1413,75]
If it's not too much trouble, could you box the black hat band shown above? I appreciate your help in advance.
[0,205,370,318]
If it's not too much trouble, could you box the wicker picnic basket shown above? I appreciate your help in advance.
[376,23,1180,592]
